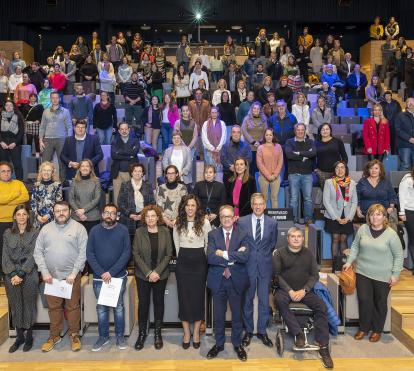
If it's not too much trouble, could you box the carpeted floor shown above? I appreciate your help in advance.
[0,324,412,362]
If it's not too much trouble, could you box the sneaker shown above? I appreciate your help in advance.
[294,332,306,348]
[116,336,127,350]
[92,337,110,352]
[70,333,81,352]
[318,346,334,369]
[41,336,62,352]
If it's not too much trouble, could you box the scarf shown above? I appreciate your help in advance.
[332,175,351,205]
[207,118,222,164]
[1,111,18,135]
[131,178,144,213]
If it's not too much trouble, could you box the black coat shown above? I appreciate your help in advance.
[110,135,140,179]
[225,176,257,217]
[117,180,155,234]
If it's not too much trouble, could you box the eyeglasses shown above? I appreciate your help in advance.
[103,211,117,217]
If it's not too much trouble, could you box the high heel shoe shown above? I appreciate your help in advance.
[182,334,191,349]
[192,333,200,349]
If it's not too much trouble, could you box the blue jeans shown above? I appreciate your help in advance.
[125,105,143,137]
[211,71,222,82]
[288,173,313,222]
[160,122,172,151]
[96,127,113,144]
[399,147,414,171]
[93,277,127,338]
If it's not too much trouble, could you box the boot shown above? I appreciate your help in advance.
[9,328,25,353]
[134,323,147,351]
[23,327,33,352]
[154,320,163,350]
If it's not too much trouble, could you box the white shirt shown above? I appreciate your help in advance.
[399,174,414,215]
[251,214,264,241]
[221,227,233,261]
[171,148,184,173]
[189,70,209,91]
[201,119,227,151]
[162,106,170,124]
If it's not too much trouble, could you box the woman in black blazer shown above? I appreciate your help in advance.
[132,205,172,351]
[225,157,257,218]
[118,163,155,235]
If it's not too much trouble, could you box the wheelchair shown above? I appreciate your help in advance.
[275,302,321,356]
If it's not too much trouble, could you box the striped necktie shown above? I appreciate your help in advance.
[223,232,231,279]
[255,218,262,245]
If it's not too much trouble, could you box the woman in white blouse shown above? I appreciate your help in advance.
[174,64,191,108]
[310,38,323,75]
[291,92,310,135]
[399,169,414,270]
[8,65,23,95]
[173,194,212,349]
[189,60,209,94]
[161,130,193,188]
[212,78,231,106]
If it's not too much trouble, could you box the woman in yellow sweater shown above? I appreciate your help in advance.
[0,161,29,283]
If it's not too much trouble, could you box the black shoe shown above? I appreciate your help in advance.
[9,338,25,353]
[192,337,201,349]
[295,332,306,348]
[182,335,191,349]
[134,329,147,351]
[257,333,273,347]
[206,344,224,359]
[319,346,334,369]
[154,321,163,350]
[241,332,253,347]
[234,346,247,361]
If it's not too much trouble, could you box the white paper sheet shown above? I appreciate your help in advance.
[44,278,73,299]
[97,277,123,307]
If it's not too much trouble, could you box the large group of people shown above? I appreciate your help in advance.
[0,22,412,369]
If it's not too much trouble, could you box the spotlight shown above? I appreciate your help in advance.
[195,12,202,21]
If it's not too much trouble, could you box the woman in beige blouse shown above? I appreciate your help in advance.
[256,128,284,208]
[173,194,211,349]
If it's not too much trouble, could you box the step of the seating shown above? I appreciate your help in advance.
[0,309,8,346]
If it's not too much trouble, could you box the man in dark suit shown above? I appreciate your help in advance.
[346,64,368,99]
[238,193,278,348]
[206,205,250,361]
[60,119,103,181]
[338,52,356,81]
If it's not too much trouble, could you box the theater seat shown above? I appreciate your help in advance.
[349,170,363,183]
[390,170,410,188]
[337,107,355,116]
[383,155,399,174]
[340,116,360,125]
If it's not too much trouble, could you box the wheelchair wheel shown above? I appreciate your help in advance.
[276,329,284,357]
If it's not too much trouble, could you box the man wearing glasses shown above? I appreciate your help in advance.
[34,201,87,353]
[86,203,131,351]
[0,161,29,285]
[206,205,250,361]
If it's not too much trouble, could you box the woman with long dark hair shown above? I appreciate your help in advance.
[2,204,39,352]
[174,194,211,349]
[142,95,162,151]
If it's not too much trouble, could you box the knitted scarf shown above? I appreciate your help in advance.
[332,175,351,205]
[207,118,222,164]
[1,111,18,135]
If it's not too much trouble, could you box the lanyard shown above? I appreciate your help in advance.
[205,181,215,204]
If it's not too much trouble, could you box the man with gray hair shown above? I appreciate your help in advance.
[285,123,316,225]
[272,227,333,369]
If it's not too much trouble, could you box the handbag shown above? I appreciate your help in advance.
[338,266,356,295]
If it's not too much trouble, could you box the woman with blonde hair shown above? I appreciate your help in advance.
[30,161,62,228]
[212,78,231,106]
[343,204,403,342]
[68,159,102,233]
[292,92,310,134]
[362,103,390,161]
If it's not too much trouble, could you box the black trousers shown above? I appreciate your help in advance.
[356,273,390,333]
[0,146,22,180]
[275,288,329,346]
[136,276,167,329]
[404,209,414,269]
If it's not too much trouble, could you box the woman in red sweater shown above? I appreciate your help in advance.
[362,103,390,161]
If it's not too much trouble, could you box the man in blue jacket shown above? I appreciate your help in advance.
[268,100,297,147]
[60,119,103,181]
[86,203,131,352]
[238,193,278,348]
[346,64,368,99]
[206,205,250,361]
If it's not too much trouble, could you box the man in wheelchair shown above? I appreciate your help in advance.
[272,227,334,369]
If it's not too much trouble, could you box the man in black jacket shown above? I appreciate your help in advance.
[110,122,140,204]
[395,97,414,170]
[266,51,283,89]
[124,72,146,139]
[23,62,47,93]
[273,227,333,369]
[381,91,402,154]
[285,123,316,224]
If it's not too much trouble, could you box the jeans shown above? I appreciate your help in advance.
[160,122,172,151]
[93,277,127,338]
[125,105,143,137]
[399,147,414,171]
[288,173,313,222]
[96,127,113,144]
[211,71,222,82]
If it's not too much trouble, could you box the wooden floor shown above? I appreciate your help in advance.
[1,358,414,371]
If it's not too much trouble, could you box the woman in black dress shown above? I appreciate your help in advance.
[173,194,211,349]
[2,204,39,353]
[193,165,227,228]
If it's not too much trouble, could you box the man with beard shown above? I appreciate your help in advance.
[34,201,87,352]
[86,203,131,352]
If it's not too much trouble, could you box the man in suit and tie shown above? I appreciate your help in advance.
[238,193,278,348]
[206,205,250,361]
[60,119,103,181]
[90,42,104,65]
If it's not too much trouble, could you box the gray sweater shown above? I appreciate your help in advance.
[34,218,87,279]
[39,106,72,139]
[68,178,102,221]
